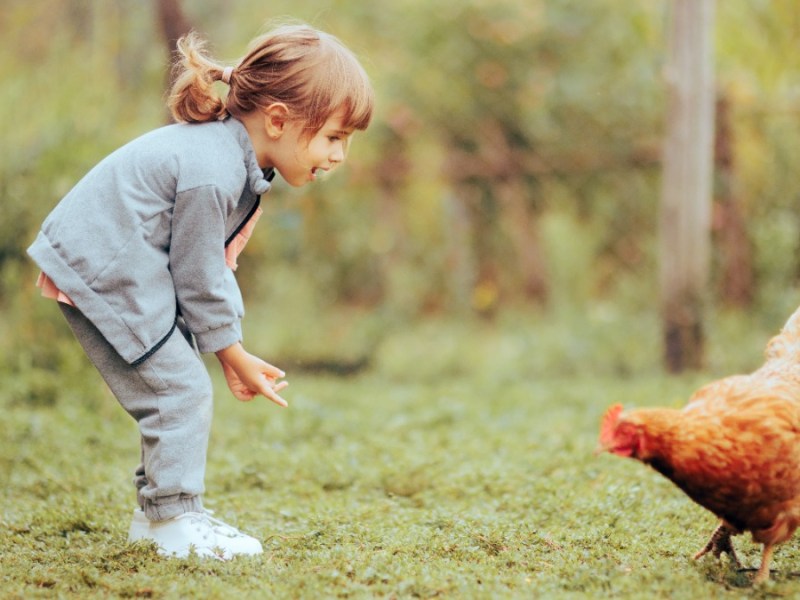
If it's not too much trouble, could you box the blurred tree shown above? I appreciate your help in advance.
[392,1,669,316]
[713,92,753,308]
[154,0,193,117]
[155,0,192,58]
[409,2,556,314]
[659,0,716,372]
[372,108,415,306]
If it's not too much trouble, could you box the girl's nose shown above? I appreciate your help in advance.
[330,144,346,165]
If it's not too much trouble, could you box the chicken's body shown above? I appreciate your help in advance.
[599,308,800,584]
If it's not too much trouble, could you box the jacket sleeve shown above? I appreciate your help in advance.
[169,184,244,354]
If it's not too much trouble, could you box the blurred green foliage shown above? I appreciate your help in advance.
[2,0,800,395]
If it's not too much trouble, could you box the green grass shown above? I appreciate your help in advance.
[2,310,799,598]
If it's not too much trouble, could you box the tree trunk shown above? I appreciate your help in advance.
[154,0,193,120]
[659,0,716,373]
[155,0,193,59]
[713,93,753,308]
[442,188,478,313]
[442,119,549,316]
[496,178,548,304]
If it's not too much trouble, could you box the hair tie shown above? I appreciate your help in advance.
[221,66,234,85]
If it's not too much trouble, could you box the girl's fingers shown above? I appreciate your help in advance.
[264,389,288,408]
[263,363,286,379]
[256,375,288,407]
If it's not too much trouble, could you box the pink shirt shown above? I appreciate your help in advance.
[224,206,263,270]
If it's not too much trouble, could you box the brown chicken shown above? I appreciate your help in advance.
[597,307,800,584]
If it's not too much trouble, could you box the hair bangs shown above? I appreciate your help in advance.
[302,33,374,134]
[340,75,374,132]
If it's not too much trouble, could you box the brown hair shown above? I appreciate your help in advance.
[168,23,374,136]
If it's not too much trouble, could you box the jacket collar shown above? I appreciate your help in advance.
[222,117,275,195]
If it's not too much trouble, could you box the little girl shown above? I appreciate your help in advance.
[27,22,374,559]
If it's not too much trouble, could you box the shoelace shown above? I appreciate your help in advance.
[201,510,245,538]
[186,513,213,540]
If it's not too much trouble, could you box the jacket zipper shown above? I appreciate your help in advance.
[225,196,261,248]
[224,169,273,247]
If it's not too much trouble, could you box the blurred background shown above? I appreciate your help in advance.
[2,0,800,404]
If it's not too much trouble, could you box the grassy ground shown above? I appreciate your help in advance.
[3,309,800,599]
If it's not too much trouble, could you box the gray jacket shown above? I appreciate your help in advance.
[28,117,274,365]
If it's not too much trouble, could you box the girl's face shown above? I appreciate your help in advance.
[270,108,353,187]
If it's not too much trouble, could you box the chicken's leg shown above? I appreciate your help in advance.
[694,522,742,569]
[753,543,774,585]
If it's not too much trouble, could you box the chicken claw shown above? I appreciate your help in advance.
[694,522,742,569]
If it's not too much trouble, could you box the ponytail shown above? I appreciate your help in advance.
[168,32,232,123]
[167,23,374,133]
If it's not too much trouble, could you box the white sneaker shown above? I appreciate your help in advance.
[202,509,264,556]
[127,509,263,559]
[127,509,151,542]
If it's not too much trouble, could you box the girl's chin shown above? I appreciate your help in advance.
[288,177,310,188]
[275,171,307,187]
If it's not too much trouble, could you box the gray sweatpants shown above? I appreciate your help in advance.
[60,304,213,521]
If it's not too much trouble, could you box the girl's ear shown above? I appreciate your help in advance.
[263,103,290,139]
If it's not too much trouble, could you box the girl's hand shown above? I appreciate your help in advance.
[216,343,288,407]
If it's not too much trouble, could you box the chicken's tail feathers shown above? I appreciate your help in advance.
[597,403,625,453]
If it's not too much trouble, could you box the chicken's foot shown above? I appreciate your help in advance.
[693,522,742,569]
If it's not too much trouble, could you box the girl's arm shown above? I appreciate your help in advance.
[170,184,244,355]
[216,342,288,407]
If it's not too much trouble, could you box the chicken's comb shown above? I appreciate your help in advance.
[598,403,625,446]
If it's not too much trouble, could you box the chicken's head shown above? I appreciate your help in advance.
[597,403,643,458]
